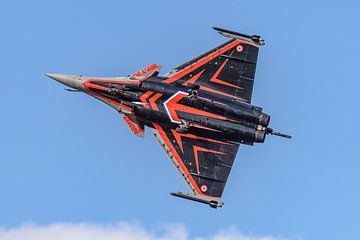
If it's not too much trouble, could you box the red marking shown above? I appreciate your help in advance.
[163,40,258,84]
[165,92,236,123]
[210,59,243,89]
[86,81,131,98]
[193,146,225,174]
[88,78,142,85]
[199,86,247,102]
[170,129,234,153]
[83,81,132,111]
[172,129,184,152]
[123,115,144,136]
[84,82,109,91]
[131,64,159,77]
[183,70,205,86]
[149,93,162,111]
[139,91,153,108]
[149,69,160,77]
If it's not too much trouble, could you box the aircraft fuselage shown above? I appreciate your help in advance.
[80,75,272,145]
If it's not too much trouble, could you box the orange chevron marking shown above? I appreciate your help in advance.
[163,39,247,84]
[153,123,206,196]
[139,91,153,108]
[193,146,226,174]
[183,70,205,86]
[149,93,162,111]
[170,129,235,153]
[199,86,247,102]
[210,59,243,89]
[164,91,237,123]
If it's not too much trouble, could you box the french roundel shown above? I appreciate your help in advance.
[236,45,244,53]
[200,184,208,192]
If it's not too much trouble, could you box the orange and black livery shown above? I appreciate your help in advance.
[46,27,291,208]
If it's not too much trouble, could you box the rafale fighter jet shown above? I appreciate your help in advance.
[46,27,291,208]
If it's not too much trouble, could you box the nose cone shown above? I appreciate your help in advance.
[45,73,85,91]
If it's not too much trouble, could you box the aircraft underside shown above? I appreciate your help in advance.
[46,27,291,208]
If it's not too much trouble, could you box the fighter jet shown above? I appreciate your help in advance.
[46,27,291,208]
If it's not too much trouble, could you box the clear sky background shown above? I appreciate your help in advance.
[1,0,359,239]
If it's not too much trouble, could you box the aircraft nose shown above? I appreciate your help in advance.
[45,73,85,91]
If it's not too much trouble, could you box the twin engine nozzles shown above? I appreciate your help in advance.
[258,113,270,127]
[254,112,292,143]
[253,112,270,143]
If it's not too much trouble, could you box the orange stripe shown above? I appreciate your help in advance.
[83,81,132,111]
[85,82,109,91]
[88,79,141,85]
[170,129,235,153]
[163,40,242,84]
[165,92,238,123]
[153,123,207,196]
[210,59,243,89]
[193,146,226,174]
[163,40,258,84]
[172,129,184,152]
[139,91,153,108]
[183,70,205,86]
[149,93,162,111]
[199,86,247,102]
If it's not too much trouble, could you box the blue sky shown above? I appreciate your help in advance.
[1,0,359,239]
